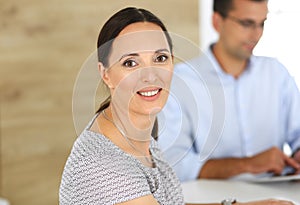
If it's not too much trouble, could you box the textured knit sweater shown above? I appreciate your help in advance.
[59,117,184,205]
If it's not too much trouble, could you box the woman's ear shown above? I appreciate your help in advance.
[98,62,114,89]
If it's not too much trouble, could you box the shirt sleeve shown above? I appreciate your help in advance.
[281,65,300,152]
[158,94,203,182]
[158,64,210,182]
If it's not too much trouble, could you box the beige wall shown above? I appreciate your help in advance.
[0,0,199,204]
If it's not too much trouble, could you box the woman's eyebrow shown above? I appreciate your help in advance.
[118,49,170,61]
[155,48,170,53]
[118,53,139,61]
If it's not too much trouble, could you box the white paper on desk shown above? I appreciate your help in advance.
[230,173,300,183]
[251,174,300,183]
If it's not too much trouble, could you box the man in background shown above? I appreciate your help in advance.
[158,0,300,182]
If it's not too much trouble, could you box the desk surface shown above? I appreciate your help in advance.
[182,179,300,204]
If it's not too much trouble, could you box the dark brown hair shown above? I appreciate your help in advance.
[213,0,268,17]
[97,7,173,67]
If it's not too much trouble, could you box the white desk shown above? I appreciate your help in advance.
[182,179,300,204]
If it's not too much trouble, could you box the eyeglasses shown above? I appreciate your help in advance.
[225,15,266,30]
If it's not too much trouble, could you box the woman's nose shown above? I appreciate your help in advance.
[140,67,158,83]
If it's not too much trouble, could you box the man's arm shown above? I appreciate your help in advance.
[198,147,300,179]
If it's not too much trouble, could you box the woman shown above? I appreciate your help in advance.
[59,7,294,205]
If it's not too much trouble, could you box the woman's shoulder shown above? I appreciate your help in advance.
[60,130,153,204]
[69,129,134,167]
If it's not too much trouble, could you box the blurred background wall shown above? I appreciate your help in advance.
[0,0,199,204]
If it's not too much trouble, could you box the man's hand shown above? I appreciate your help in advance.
[292,148,300,174]
[292,148,300,163]
[246,147,300,175]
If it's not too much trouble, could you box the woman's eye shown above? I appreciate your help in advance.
[122,59,138,67]
[155,54,169,63]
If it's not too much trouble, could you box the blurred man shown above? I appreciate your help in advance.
[158,0,300,182]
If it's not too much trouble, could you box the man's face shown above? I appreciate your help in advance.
[218,0,268,60]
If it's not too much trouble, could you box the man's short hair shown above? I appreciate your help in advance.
[213,0,268,17]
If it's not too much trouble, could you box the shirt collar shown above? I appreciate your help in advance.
[206,44,255,78]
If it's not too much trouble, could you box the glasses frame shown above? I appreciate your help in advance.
[224,14,266,30]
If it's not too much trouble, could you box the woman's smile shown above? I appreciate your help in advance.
[137,87,163,101]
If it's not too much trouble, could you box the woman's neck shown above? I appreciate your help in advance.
[98,106,155,167]
[103,106,154,156]
[110,105,154,140]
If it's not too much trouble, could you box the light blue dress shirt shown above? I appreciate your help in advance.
[158,47,300,182]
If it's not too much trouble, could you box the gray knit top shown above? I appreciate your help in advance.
[59,117,184,205]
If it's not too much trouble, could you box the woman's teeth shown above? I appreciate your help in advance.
[139,89,160,97]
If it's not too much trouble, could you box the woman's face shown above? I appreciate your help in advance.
[101,22,173,117]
